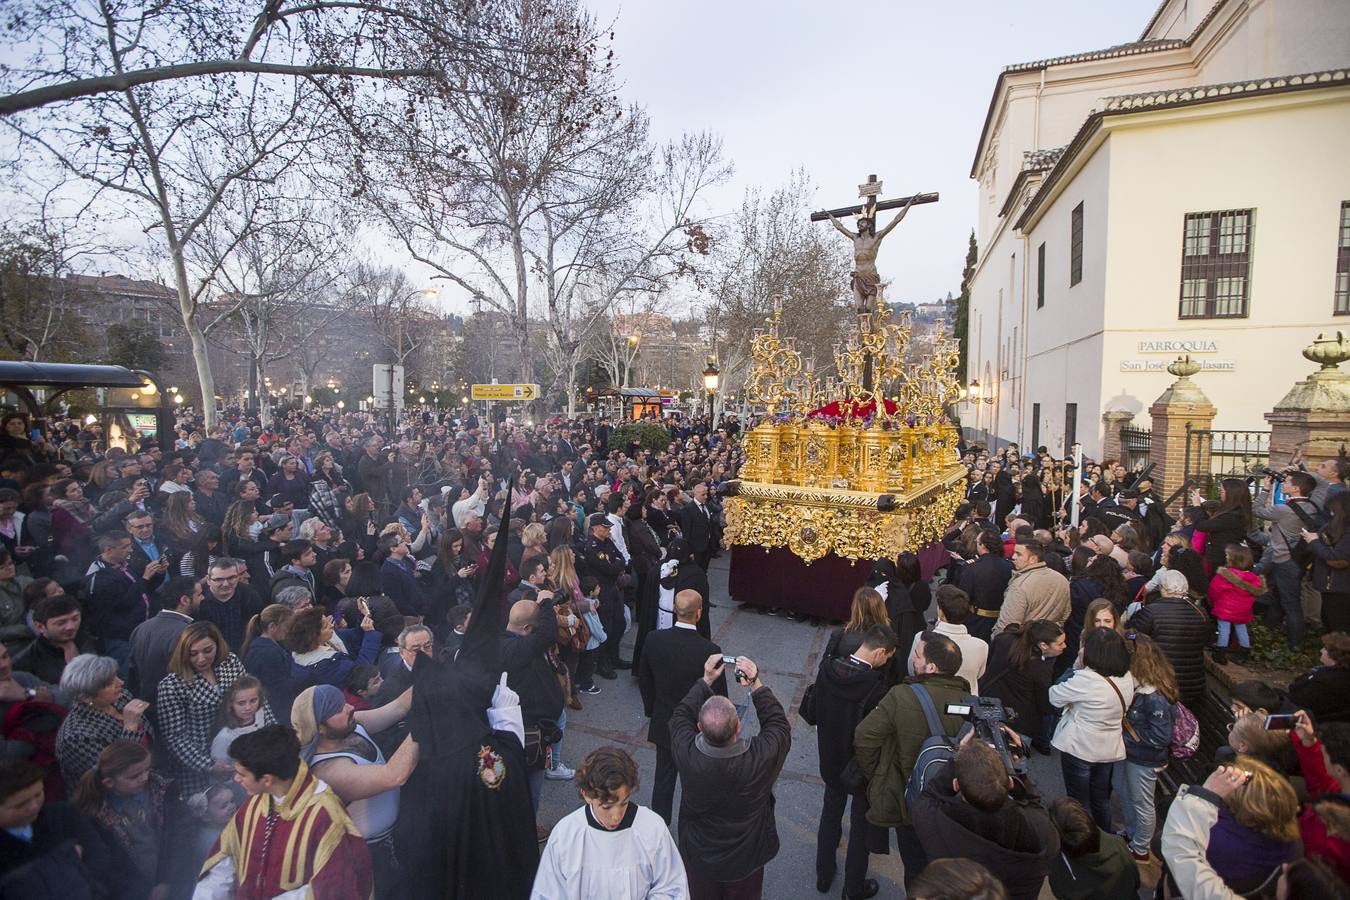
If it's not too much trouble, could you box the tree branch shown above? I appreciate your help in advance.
[0,60,438,116]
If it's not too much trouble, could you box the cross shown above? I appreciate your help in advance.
[813,175,939,392]
[808,176,939,224]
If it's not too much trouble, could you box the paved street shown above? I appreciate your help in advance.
[536,555,1157,899]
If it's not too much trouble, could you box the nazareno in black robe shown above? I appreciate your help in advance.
[395,482,540,899]
[632,539,712,669]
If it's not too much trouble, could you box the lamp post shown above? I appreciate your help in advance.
[702,358,720,428]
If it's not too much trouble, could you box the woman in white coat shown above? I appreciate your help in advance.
[1048,627,1135,830]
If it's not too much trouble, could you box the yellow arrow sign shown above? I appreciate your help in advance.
[470,383,539,401]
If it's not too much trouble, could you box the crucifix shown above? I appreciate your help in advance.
[812,175,938,391]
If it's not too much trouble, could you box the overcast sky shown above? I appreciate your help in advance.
[574,0,1160,307]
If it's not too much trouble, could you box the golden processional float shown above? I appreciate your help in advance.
[721,291,967,565]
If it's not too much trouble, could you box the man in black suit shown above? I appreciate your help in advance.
[679,482,715,572]
[637,589,726,824]
[814,624,896,899]
[556,458,577,496]
[555,430,578,467]
[958,529,1014,642]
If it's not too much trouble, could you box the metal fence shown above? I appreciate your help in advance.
[1120,426,1151,471]
[1184,425,1271,499]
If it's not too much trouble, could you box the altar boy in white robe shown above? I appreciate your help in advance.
[531,746,689,900]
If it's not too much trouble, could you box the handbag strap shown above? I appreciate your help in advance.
[1099,672,1140,741]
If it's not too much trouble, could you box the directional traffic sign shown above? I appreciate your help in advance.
[471,383,539,401]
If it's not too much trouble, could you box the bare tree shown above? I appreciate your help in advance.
[0,0,497,116]
[535,132,730,415]
[355,0,649,382]
[705,172,853,422]
[0,217,96,363]
[0,1,568,427]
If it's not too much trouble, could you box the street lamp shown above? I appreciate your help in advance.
[702,358,720,394]
[968,379,995,405]
[337,400,345,410]
[702,358,720,426]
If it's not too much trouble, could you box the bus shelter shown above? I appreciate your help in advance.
[0,361,175,450]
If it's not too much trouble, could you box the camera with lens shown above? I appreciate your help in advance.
[944,695,1025,776]
[1259,467,1285,483]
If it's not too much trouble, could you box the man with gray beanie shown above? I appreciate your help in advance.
[292,683,418,899]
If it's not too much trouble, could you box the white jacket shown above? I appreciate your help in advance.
[1048,667,1135,762]
[908,621,989,693]
[1160,786,1243,900]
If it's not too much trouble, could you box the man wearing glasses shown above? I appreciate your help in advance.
[197,556,265,649]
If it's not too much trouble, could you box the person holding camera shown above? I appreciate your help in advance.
[1255,470,1319,650]
[813,623,897,899]
[908,734,1059,900]
[668,652,790,900]
[853,630,969,890]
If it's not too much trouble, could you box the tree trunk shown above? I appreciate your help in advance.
[510,221,532,382]
[564,348,581,418]
[171,250,218,429]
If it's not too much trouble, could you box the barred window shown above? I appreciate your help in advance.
[1037,242,1046,309]
[1336,201,1349,315]
[1178,209,1253,319]
[1070,202,1083,287]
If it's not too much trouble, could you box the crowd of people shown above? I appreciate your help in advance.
[0,402,1347,899]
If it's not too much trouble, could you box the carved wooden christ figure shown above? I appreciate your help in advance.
[812,176,937,313]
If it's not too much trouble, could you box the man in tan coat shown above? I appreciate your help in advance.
[992,538,1070,638]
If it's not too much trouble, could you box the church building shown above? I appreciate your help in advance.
[965,0,1350,458]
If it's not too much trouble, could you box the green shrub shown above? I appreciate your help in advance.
[1244,620,1323,672]
[608,421,672,453]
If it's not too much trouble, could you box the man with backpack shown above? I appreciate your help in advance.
[853,631,968,891]
[909,737,1060,900]
[1255,471,1322,651]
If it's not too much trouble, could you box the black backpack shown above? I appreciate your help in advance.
[903,683,958,815]
[1285,497,1326,572]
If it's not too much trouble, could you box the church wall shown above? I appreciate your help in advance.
[1096,91,1350,433]
[1018,143,1112,457]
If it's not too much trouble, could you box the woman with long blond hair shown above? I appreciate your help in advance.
[824,587,889,661]
[1160,756,1300,896]
[549,545,583,604]
[1116,632,1179,861]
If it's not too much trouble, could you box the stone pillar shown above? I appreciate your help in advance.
[1265,331,1350,468]
[1100,409,1134,465]
[1148,356,1216,515]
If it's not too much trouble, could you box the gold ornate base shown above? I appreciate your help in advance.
[723,465,968,564]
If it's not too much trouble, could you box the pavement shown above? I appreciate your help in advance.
[537,554,1160,898]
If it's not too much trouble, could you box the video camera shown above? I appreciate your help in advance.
[944,695,1026,776]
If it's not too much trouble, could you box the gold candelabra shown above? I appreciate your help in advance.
[725,292,967,563]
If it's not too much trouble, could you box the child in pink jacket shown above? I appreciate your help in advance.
[1208,544,1265,664]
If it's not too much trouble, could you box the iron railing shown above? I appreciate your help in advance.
[1120,426,1151,471]
[1184,425,1271,500]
